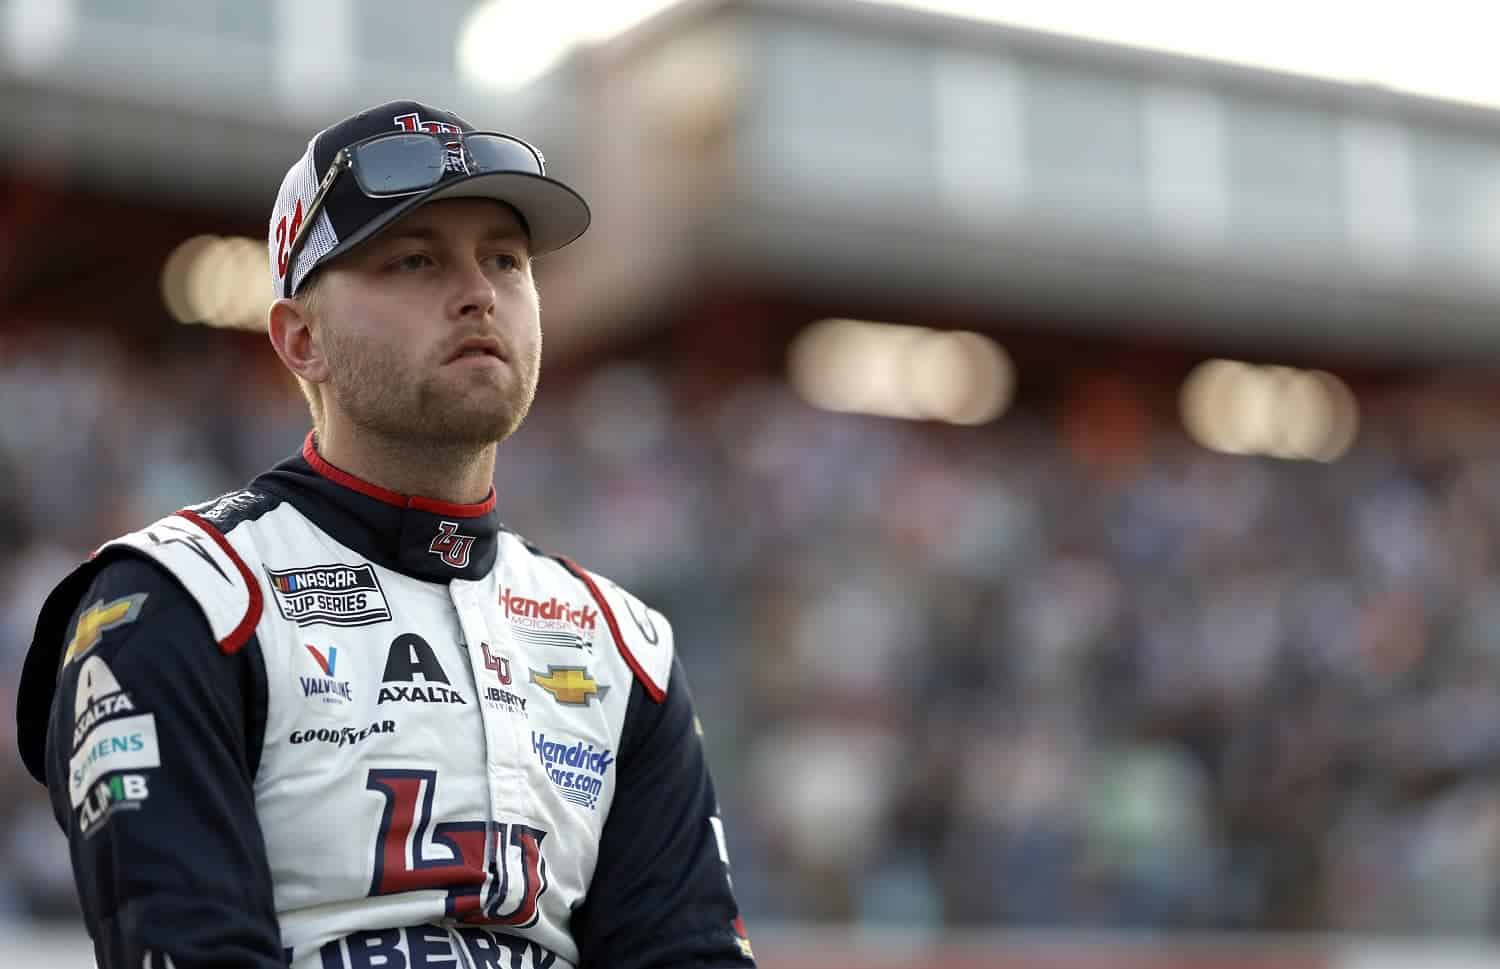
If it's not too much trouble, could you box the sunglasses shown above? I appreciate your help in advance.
[283,130,547,297]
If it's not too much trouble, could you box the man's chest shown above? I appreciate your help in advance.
[259,543,627,786]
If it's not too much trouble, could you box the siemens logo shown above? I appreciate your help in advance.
[68,714,160,808]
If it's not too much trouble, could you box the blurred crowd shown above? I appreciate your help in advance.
[5,328,1500,936]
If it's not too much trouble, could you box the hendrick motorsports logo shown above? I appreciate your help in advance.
[267,563,391,627]
[501,587,597,650]
[532,731,613,810]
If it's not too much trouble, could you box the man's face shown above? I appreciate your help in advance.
[309,198,542,447]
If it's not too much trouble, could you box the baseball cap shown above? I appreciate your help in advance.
[268,99,591,298]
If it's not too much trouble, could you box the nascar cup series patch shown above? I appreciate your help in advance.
[266,563,391,627]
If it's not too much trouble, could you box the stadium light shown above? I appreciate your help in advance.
[788,318,1014,425]
[161,235,272,332]
[457,0,682,91]
[2,0,75,75]
[1180,359,1358,462]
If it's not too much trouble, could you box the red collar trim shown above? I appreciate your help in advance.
[301,431,497,518]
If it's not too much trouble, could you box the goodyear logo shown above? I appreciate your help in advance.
[530,666,608,707]
[64,594,148,665]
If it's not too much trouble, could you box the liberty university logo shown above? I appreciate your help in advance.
[429,521,476,569]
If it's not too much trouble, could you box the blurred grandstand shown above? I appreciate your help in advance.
[7,1,1500,967]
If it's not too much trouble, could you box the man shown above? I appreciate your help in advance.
[14,100,756,969]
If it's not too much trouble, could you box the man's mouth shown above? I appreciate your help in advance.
[447,336,506,363]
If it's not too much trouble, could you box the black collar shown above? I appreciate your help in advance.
[253,432,503,582]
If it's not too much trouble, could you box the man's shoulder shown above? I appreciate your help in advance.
[15,529,241,785]
[500,533,677,704]
[38,484,284,664]
[94,489,285,658]
[181,486,285,535]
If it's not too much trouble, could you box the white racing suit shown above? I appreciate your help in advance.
[16,435,755,969]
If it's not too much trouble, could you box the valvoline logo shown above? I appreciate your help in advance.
[301,644,353,705]
[306,644,337,675]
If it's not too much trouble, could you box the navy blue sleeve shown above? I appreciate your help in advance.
[43,553,285,969]
[571,654,755,969]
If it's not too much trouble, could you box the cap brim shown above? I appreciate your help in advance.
[312,170,591,275]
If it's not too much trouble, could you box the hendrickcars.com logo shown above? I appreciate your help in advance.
[531,731,613,810]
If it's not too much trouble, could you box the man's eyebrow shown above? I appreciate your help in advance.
[479,227,530,244]
[381,225,529,244]
[383,226,439,243]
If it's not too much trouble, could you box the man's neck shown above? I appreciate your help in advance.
[313,423,497,506]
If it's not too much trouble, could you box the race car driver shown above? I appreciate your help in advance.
[14,99,756,969]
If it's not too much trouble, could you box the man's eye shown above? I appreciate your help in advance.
[394,253,433,271]
[488,253,520,272]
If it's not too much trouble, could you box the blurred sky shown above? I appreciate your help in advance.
[457,0,1500,106]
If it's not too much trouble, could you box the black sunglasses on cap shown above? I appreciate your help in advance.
[282,130,548,297]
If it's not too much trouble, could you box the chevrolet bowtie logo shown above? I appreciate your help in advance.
[531,666,609,707]
[64,594,148,665]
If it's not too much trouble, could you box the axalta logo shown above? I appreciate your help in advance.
[531,731,613,810]
[267,563,391,628]
[379,633,466,705]
[72,656,135,748]
[73,691,135,750]
[301,644,354,705]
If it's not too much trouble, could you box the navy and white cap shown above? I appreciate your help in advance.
[268,99,591,298]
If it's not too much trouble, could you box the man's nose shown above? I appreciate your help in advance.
[450,260,496,319]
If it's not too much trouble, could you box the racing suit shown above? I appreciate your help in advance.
[15,434,756,969]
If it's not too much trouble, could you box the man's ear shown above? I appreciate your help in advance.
[267,297,330,384]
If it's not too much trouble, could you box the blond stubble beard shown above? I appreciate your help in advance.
[320,320,542,449]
